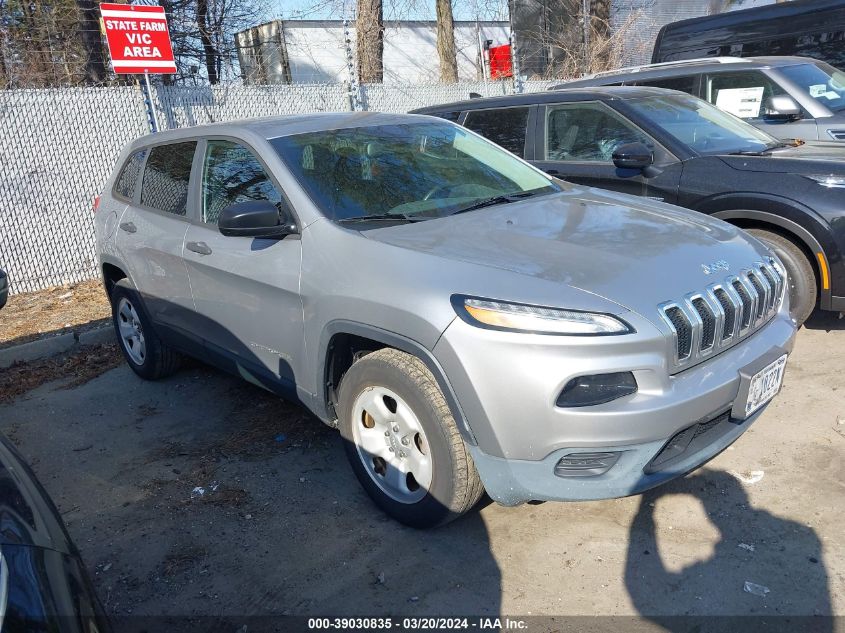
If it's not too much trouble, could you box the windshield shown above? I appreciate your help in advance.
[270,121,558,223]
[624,93,781,155]
[779,62,845,113]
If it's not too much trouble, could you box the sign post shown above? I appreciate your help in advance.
[100,3,176,132]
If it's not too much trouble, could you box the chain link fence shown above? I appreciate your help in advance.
[0,78,553,295]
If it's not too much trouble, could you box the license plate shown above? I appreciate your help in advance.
[744,354,788,417]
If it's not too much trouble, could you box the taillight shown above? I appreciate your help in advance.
[93,195,101,214]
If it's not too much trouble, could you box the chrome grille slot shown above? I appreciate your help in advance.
[691,297,716,351]
[732,280,753,329]
[759,265,777,312]
[713,288,736,340]
[661,261,782,370]
[663,305,692,360]
[828,129,845,141]
[746,272,766,320]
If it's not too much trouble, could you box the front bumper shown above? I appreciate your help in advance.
[433,307,796,505]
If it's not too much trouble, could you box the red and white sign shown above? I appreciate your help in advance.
[100,3,176,74]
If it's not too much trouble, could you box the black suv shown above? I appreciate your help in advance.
[413,86,845,324]
[551,57,845,143]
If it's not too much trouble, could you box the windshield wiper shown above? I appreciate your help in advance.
[448,191,538,216]
[728,141,796,156]
[337,213,422,224]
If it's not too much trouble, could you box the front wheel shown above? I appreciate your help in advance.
[337,348,484,528]
[110,279,182,380]
[746,229,817,326]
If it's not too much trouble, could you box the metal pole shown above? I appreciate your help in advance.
[143,71,160,133]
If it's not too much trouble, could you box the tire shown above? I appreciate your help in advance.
[746,229,817,326]
[110,279,182,380]
[337,348,484,528]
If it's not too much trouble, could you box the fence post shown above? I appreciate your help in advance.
[510,31,523,95]
[140,72,160,132]
[343,19,362,111]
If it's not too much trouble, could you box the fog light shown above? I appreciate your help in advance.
[554,452,621,477]
[556,372,637,407]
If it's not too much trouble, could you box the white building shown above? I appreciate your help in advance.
[235,20,511,85]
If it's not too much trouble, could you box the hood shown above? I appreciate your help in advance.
[719,141,845,174]
[0,434,76,554]
[364,187,771,318]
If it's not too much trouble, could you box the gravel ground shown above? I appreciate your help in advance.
[0,312,843,629]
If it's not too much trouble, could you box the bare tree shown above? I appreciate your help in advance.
[435,0,457,82]
[75,0,108,83]
[196,0,220,83]
[356,0,384,82]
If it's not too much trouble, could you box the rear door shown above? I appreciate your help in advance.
[181,137,303,392]
[115,140,197,334]
[461,106,534,158]
[531,101,682,203]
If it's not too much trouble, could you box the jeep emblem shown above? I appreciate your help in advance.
[701,260,730,275]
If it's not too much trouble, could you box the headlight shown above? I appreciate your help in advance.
[804,174,845,188]
[451,295,633,335]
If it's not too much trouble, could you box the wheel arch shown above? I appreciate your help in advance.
[710,207,834,310]
[317,320,477,446]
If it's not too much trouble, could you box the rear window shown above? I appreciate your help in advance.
[113,149,147,201]
[463,107,530,157]
[140,142,197,217]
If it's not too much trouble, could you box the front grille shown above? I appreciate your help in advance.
[660,258,784,370]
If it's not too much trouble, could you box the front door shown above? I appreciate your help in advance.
[531,101,682,204]
[703,71,820,140]
[115,140,197,333]
[182,138,304,391]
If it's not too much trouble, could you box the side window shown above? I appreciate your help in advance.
[113,148,147,201]
[140,142,197,217]
[463,107,530,157]
[705,71,787,119]
[545,102,652,162]
[201,140,283,225]
[636,75,699,95]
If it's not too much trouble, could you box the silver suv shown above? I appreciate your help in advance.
[95,113,796,527]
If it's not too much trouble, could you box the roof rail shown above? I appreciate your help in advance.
[584,56,746,79]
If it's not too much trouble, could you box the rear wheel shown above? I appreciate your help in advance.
[746,229,817,326]
[110,279,182,380]
[337,348,483,528]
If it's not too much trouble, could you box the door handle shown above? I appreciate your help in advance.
[186,241,212,256]
[119,221,137,234]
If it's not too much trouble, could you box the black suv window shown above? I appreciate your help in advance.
[114,149,147,201]
[635,75,699,95]
[140,142,197,217]
[705,71,787,119]
[463,107,530,157]
[545,102,652,162]
[201,140,283,225]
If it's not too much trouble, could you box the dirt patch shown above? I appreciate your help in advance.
[0,279,111,349]
[0,343,122,404]
[161,546,208,578]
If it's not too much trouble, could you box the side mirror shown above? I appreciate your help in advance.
[218,200,297,239]
[764,95,802,121]
[612,142,654,171]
